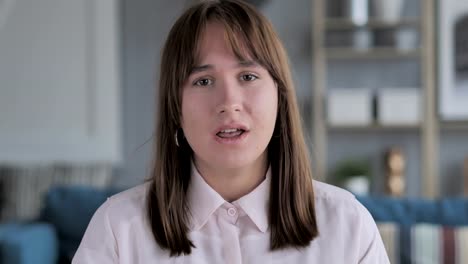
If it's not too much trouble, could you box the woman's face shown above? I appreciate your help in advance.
[181,22,278,172]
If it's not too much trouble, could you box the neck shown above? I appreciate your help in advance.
[194,154,268,202]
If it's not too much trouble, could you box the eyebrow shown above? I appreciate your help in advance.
[190,60,260,74]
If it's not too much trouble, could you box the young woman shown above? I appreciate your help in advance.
[73,0,389,263]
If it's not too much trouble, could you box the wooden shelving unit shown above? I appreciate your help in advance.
[311,0,438,197]
[328,124,421,132]
[326,17,420,30]
[440,121,468,131]
[326,47,421,59]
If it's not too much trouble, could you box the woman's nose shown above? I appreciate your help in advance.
[215,78,243,114]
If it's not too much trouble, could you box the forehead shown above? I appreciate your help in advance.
[194,21,251,64]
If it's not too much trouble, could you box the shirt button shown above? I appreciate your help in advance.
[227,207,237,217]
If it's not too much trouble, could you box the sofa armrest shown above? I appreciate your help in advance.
[0,222,58,264]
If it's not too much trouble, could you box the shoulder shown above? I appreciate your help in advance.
[312,180,372,221]
[312,179,356,205]
[96,182,150,223]
[108,182,149,206]
[312,180,381,242]
[310,181,389,262]
[312,180,355,201]
[74,183,152,261]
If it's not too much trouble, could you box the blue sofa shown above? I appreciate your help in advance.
[0,223,57,264]
[0,186,119,264]
[1,187,468,264]
[356,195,468,226]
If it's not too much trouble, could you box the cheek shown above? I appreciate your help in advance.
[181,92,195,135]
[266,101,278,131]
[265,92,278,135]
[181,92,210,135]
[181,91,198,123]
[253,88,278,124]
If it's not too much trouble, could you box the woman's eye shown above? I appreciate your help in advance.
[240,74,258,82]
[194,78,213,86]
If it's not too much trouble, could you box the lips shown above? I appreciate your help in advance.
[217,128,245,138]
[214,123,249,140]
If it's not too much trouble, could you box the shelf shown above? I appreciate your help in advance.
[440,121,468,131]
[328,124,421,132]
[325,47,421,60]
[312,0,439,197]
[325,17,420,30]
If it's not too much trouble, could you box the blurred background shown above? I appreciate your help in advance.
[0,0,468,263]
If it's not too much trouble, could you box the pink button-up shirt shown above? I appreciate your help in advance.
[73,166,389,263]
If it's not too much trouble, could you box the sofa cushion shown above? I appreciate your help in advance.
[357,196,468,226]
[40,185,119,259]
[439,198,468,226]
[0,222,58,264]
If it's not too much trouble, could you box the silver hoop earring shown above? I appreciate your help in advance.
[175,130,179,147]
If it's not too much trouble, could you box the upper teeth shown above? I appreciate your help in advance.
[221,128,240,133]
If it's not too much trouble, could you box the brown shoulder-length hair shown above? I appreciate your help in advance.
[147,0,318,256]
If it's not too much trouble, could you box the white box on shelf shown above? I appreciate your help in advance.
[378,88,421,125]
[327,89,373,126]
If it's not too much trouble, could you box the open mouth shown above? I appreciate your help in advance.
[216,128,246,138]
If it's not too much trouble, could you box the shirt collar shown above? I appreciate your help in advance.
[187,162,271,233]
[234,167,270,233]
[187,162,226,231]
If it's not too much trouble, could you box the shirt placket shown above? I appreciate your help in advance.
[218,204,242,264]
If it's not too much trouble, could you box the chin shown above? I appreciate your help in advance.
[213,159,252,170]
[211,152,265,170]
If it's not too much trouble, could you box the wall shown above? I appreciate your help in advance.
[113,0,187,187]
